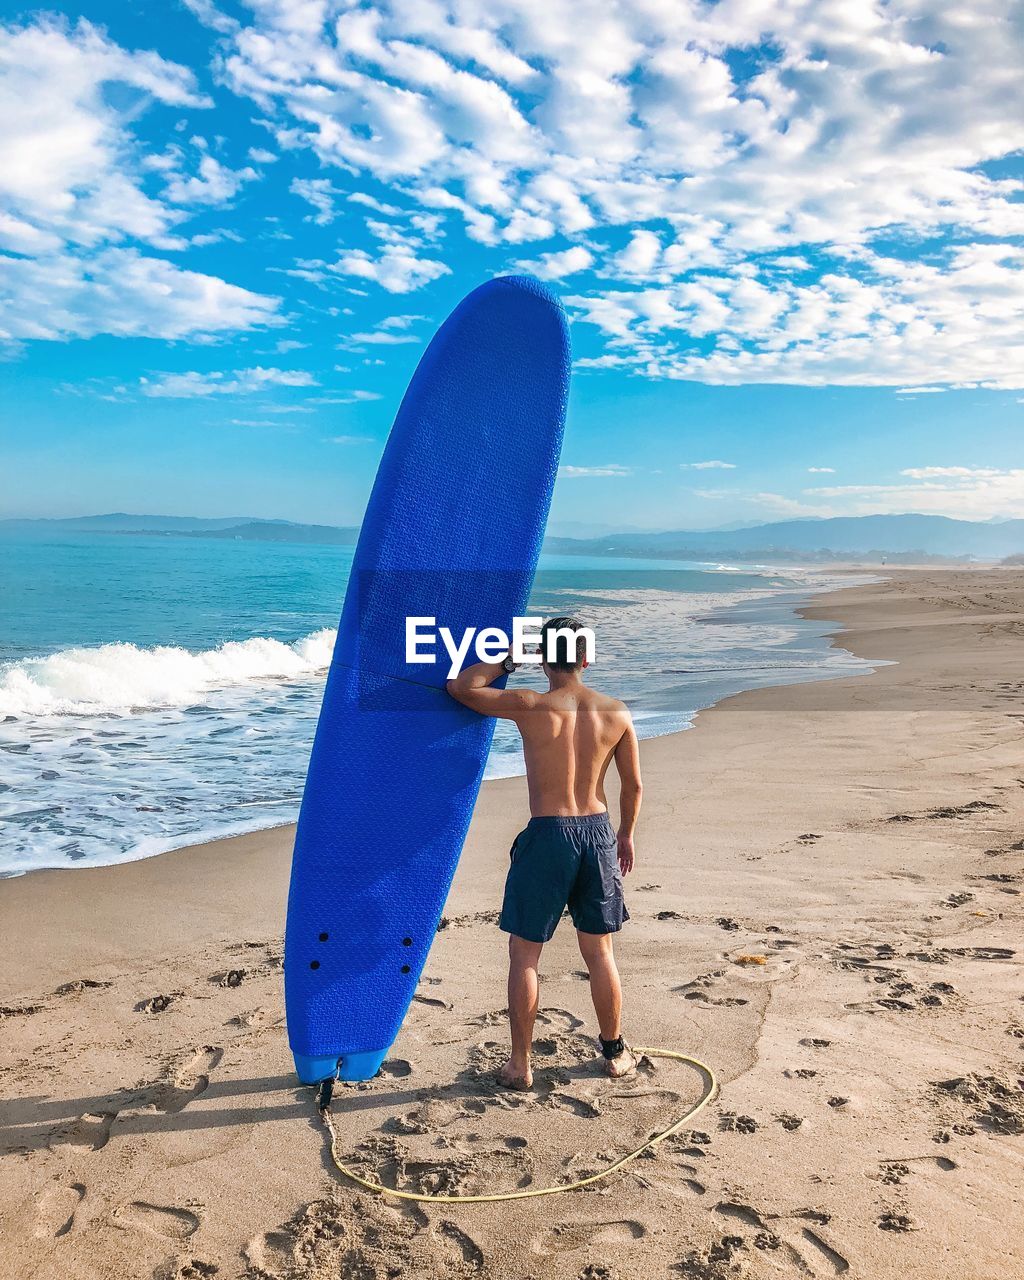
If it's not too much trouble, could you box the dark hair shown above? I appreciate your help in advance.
[540,616,588,672]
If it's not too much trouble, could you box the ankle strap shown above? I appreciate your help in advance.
[599,1035,625,1060]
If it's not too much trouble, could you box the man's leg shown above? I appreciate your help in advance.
[500,933,543,1089]
[576,929,637,1078]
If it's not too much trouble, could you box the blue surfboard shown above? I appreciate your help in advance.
[285,276,570,1084]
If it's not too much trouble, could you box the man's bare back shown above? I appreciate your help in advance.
[519,682,632,815]
[447,616,642,1087]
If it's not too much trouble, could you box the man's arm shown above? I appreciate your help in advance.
[446,655,539,720]
[613,714,642,875]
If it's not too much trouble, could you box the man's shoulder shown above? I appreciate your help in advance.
[586,688,632,722]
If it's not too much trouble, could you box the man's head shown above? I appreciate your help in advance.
[539,616,590,674]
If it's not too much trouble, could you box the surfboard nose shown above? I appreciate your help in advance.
[474,272,566,314]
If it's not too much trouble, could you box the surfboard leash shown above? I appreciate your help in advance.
[315,1046,718,1204]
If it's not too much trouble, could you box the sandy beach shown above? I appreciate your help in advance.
[2,568,1022,1280]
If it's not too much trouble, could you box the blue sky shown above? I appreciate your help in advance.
[2,0,1022,532]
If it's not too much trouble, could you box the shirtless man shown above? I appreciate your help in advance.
[447,616,642,1089]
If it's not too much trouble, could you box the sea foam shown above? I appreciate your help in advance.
[0,628,336,717]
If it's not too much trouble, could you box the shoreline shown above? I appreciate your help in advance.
[1,562,882,881]
[3,567,1022,1280]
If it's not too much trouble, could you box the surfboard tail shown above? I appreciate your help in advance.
[293,1049,388,1086]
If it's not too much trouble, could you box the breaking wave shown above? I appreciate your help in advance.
[0,629,337,717]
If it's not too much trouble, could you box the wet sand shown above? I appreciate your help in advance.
[2,569,1023,1280]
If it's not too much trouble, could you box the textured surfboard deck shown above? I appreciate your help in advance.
[285,276,570,1083]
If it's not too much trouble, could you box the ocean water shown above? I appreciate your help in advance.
[0,530,875,876]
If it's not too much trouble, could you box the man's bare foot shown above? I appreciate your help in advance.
[604,1044,638,1079]
[497,1059,533,1090]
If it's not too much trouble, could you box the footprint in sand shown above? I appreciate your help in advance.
[647,1155,706,1198]
[159,1259,218,1279]
[718,1113,758,1134]
[380,1058,413,1077]
[113,1200,200,1240]
[413,993,452,1010]
[715,1203,850,1275]
[535,1007,586,1033]
[550,1092,602,1118]
[878,1210,915,1233]
[880,1154,957,1183]
[438,1220,484,1271]
[52,1110,117,1152]
[34,1181,86,1239]
[677,1234,747,1277]
[681,989,749,1008]
[225,1008,266,1030]
[148,1046,222,1113]
[531,1220,645,1256]
[54,978,112,997]
[136,993,178,1014]
[243,1228,294,1277]
[0,1001,44,1018]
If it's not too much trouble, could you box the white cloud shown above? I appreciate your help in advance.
[807,467,836,474]
[558,463,631,478]
[6,5,1024,386]
[694,488,834,519]
[0,18,208,251]
[681,460,736,470]
[900,466,1003,479]
[341,313,426,346]
[346,330,420,345]
[331,243,450,293]
[0,248,280,341]
[513,245,592,280]
[317,390,383,404]
[567,245,1024,389]
[291,177,342,225]
[349,192,402,216]
[164,148,256,206]
[217,5,1024,261]
[181,0,238,36]
[140,366,315,397]
[327,434,375,444]
[0,18,279,343]
[207,0,1024,388]
[380,314,424,329]
[805,468,1024,520]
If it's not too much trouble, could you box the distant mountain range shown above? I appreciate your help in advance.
[546,514,1024,561]
[0,512,269,532]
[3,512,1023,561]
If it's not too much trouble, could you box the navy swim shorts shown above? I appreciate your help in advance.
[499,812,630,944]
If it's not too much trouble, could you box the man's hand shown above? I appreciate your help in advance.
[617,832,635,876]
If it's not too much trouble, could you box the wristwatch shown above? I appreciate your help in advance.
[501,654,518,674]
